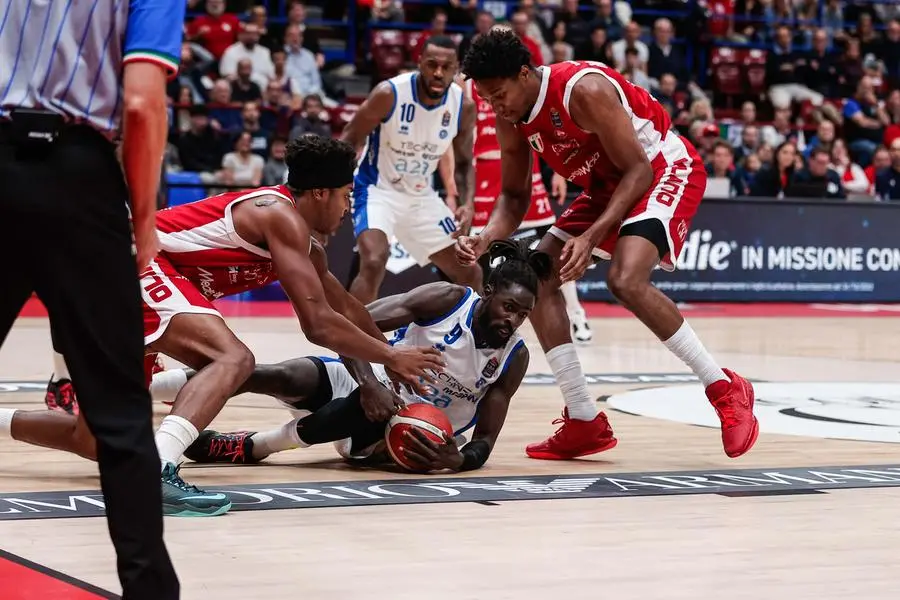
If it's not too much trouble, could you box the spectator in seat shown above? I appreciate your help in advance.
[249,4,279,50]
[284,25,324,99]
[371,0,404,25]
[262,136,289,186]
[518,0,554,64]
[286,1,325,68]
[412,9,449,63]
[576,24,610,63]
[787,147,846,199]
[260,81,295,136]
[221,131,265,188]
[884,89,900,147]
[734,0,765,43]
[726,101,758,147]
[750,140,798,198]
[829,139,870,195]
[756,142,775,167]
[761,107,796,148]
[843,77,890,167]
[552,41,575,63]
[734,125,761,165]
[652,73,679,116]
[171,86,196,136]
[732,153,763,196]
[822,0,845,46]
[800,29,838,100]
[208,79,243,132]
[854,13,881,59]
[233,101,272,158]
[647,18,686,84]
[611,21,649,71]
[510,11,545,67]
[837,37,865,98]
[621,47,651,89]
[558,0,591,50]
[231,59,263,103]
[459,10,495,61]
[448,0,479,26]
[865,145,891,190]
[688,121,721,161]
[176,105,228,180]
[590,0,623,42]
[168,43,213,105]
[289,94,332,140]
[706,140,736,179]
[883,19,900,85]
[874,138,900,201]
[804,119,837,159]
[767,25,825,111]
[186,0,240,59]
[220,23,275,87]
[270,49,303,111]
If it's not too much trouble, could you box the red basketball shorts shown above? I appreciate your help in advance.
[550,134,706,271]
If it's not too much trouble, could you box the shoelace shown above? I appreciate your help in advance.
[209,434,246,462]
[59,385,76,409]
[711,396,739,428]
[165,464,203,494]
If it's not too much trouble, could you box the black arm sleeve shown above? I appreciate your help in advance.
[459,439,491,471]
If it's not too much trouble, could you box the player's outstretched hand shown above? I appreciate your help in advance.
[359,381,404,422]
[385,346,444,390]
[401,429,463,472]
[453,233,488,266]
[559,234,595,283]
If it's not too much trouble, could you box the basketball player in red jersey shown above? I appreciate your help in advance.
[466,77,593,343]
[0,135,443,516]
[455,29,759,460]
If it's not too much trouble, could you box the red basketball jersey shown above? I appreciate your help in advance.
[468,80,555,230]
[156,186,296,300]
[515,61,674,193]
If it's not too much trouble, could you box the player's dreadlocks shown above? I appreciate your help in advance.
[485,239,553,298]
[461,28,533,81]
[285,133,358,191]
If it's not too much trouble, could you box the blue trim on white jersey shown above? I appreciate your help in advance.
[317,356,341,363]
[454,414,478,437]
[352,127,381,236]
[410,73,448,111]
[456,89,464,131]
[389,326,408,346]
[382,80,397,123]
[500,339,526,375]
[415,287,472,327]
[465,298,479,328]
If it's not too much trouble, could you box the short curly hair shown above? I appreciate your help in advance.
[284,134,357,191]
[461,28,533,81]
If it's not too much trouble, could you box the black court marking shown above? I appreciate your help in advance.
[0,464,898,521]
[0,548,119,599]
[718,489,829,498]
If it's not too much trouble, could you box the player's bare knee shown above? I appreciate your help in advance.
[606,264,648,305]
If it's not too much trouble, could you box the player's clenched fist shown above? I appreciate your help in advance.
[453,233,489,266]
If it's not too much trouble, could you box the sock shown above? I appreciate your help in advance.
[149,369,189,403]
[546,344,598,421]
[0,408,17,437]
[52,352,70,381]
[250,417,306,460]
[155,415,199,470]
[560,281,586,320]
[663,320,728,388]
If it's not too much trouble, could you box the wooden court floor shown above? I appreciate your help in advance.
[0,305,899,599]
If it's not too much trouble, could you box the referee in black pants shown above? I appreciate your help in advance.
[0,1,183,598]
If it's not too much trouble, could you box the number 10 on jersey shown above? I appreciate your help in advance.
[400,103,416,123]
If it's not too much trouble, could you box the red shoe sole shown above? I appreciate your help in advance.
[525,437,618,460]
[725,417,760,458]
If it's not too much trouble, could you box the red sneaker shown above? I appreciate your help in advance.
[706,369,759,458]
[45,377,79,416]
[526,409,617,460]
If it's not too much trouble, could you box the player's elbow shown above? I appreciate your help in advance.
[632,159,654,191]
[122,88,166,122]
[300,310,334,347]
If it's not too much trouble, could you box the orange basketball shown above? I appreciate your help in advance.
[385,403,454,472]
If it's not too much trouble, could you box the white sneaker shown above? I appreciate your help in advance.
[571,313,593,343]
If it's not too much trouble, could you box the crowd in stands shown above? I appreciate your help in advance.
[165,0,900,206]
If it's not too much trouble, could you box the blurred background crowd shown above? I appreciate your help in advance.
[164,0,900,207]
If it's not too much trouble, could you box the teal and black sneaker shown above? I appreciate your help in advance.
[161,462,231,517]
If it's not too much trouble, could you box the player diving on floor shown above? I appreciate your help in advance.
[155,241,549,472]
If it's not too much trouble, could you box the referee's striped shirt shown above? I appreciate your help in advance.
[0,0,186,136]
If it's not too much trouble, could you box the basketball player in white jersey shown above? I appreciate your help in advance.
[0,135,444,515]
[343,35,482,305]
[162,241,548,472]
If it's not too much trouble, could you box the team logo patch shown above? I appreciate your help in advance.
[442,110,451,127]
[439,130,448,139]
[482,357,500,378]
[527,133,544,153]
[550,108,563,129]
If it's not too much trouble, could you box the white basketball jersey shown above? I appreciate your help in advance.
[375,288,525,436]
[354,71,464,197]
